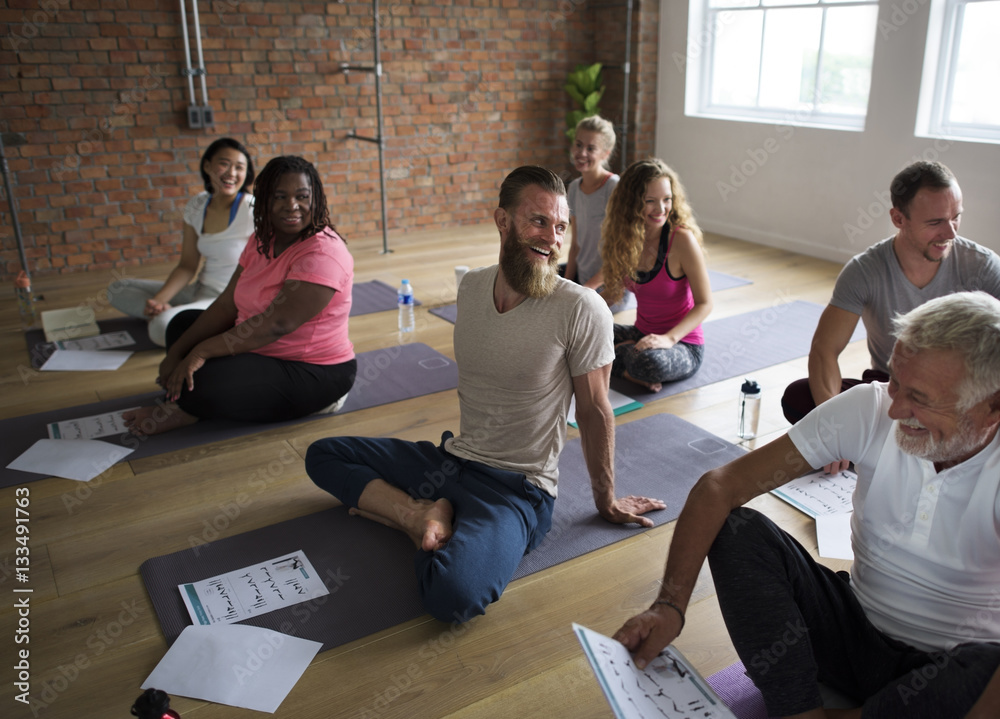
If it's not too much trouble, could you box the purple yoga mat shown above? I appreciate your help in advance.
[351,279,421,315]
[429,270,753,325]
[140,413,745,651]
[707,662,771,719]
[610,300,867,403]
[0,342,456,488]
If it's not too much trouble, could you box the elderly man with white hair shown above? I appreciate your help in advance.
[615,291,1000,718]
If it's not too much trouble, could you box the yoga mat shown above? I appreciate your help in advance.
[428,270,753,324]
[25,316,157,369]
[610,300,867,402]
[22,281,418,368]
[707,662,770,719]
[351,279,421,316]
[140,413,745,650]
[0,343,457,488]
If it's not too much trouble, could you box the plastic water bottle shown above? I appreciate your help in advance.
[397,279,415,333]
[737,378,761,440]
[15,270,36,328]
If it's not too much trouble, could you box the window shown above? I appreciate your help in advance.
[686,0,879,130]
[917,0,1000,143]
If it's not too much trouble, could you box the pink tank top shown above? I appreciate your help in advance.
[629,226,704,345]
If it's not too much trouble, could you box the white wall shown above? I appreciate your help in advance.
[656,0,1000,264]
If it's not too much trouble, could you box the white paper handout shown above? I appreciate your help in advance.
[6,439,134,481]
[816,512,854,561]
[574,623,736,719]
[48,409,139,440]
[55,330,135,351]
[40,348,133,371]
[142,624,321,714]
[180,551,329,626]
[770,468,857,518]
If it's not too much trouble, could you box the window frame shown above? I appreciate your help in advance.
[686,0,880,131]
[917,0,1000,144]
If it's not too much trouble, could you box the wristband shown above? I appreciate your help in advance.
[652,599,686,632]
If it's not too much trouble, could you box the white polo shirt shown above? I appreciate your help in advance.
[789,382,1000,652]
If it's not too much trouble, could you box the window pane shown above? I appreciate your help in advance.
[762,0,818,7]
[758,7,822,110]
[948,1,1000,126]
[709,0,759,9]
[817,5,878,116]
[710,10,763,106]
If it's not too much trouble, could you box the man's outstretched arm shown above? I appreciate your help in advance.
[613,434,811,668]
[572,364,665,526]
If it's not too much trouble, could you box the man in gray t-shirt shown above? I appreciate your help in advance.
[307,166,664,623]
[782,161,1000,472]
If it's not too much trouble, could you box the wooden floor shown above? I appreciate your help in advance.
[0,224,866,718]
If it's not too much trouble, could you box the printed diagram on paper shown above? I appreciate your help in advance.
[770,468,857,517]
[574,623,735,719]
[47,409,139,440]
[180,551,329,626]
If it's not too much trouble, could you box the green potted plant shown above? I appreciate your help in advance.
[564,63,605,141]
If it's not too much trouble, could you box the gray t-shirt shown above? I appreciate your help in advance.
[445,265,615,496]
[567,174,619,285]
[831,236,1000,372]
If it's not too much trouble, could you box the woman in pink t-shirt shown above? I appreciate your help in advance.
[123,156,356,435]
[600,159,712,393]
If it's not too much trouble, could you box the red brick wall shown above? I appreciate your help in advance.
[0,0,651,280]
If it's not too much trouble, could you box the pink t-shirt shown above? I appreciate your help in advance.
[234,228,354,365]
[629,226,704,345]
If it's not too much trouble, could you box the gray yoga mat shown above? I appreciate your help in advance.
[25,316,157,369]
[21,281,417,368]
[0,342,457,487]
[610,300,867,402]
[351,279,421,315]
[429,269,753,324]
[140,413,745,650]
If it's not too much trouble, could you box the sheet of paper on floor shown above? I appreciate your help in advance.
[770,468,856,517]
[142,624,321,714]
[40,348,133,371]
[6,439,133,481]
[180,551,329,625]
[574,623,736,719]
[48,409,138,439]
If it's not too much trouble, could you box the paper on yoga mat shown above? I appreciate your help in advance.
[25,316,157,369]
[611,300,867,402]
[21,281,418,369]
[140,413,745,651]
[428,270,753,325]
[0,343,457,488]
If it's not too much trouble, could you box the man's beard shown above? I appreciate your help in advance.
[500,225,559,299]
[895,413,992,464]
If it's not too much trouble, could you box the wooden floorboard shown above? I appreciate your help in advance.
[0,224,862,718]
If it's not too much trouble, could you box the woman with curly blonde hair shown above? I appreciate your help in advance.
[600,158,712,392]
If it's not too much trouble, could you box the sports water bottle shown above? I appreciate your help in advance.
[737,378,761,440]
[397,279,415,333]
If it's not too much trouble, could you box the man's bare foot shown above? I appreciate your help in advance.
[122,403,198,436]
[418,498,454,552]
[623,370,662,393]
[350,497,454,551]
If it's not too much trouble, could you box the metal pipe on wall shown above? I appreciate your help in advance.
[178,0,198,107]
